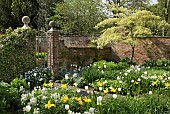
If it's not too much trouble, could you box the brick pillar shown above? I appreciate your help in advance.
[47,21,60,80]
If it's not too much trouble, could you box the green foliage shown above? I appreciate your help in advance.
[81,60,130,84]
[141,58,170,70]
[0,81,21,114]
[19,67,53,88]
[102,94,170,114]
[50,0,106,35]
[10,78,29,91]
[0,28,36,82]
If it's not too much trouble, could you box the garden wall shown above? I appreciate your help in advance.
[57,36,113,72]
[57,36,170,66]
[114,37,170,64]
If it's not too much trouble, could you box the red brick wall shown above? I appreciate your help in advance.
[113,37,170,64]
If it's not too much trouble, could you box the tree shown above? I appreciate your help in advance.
[49,0,106,35]
[104,0,150,10]
[149,0,170,35]
[95,5,170,63]
[0,0,17,32]
[149,0,170,22]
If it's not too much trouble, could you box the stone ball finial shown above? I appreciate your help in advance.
[22,16,30,28]
[49,21,55,31]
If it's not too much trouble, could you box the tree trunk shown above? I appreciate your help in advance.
[130,46,135,64]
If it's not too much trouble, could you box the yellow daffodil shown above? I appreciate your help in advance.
[110,88,117,93]
[152,80,158,86]
[135,81,139,85]
[74,97,81,102]
[45,100,55,109]
[165,82,169,88]
[43,82,53,87]
[103,88,109,94]
[61,84,67,89]
[43,83,47,86]
[62,95,69,102]
[83,96,91,103]
[97,81,103,87]
[78,100,83,105]
[48,82,53,87]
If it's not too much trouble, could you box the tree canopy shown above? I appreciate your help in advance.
[49,0,106,35]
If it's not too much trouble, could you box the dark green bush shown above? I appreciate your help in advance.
[0,28,36,82]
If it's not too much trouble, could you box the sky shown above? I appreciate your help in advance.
[150,0,158,4]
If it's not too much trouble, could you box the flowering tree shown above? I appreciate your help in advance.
[95,4,170,63]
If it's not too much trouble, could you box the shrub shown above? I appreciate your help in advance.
[0,28,36,82]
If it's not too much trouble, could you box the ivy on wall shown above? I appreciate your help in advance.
[0,28,36,82]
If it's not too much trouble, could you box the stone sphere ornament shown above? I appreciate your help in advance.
[49,21,55,31]
[22,16,30,28]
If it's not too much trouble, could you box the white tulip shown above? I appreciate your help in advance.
[65,104,70,110]
[112,94,118,99]
[23,105,31,112]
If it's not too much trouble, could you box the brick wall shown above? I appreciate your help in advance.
[113,37,170,64]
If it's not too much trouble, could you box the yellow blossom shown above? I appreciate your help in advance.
[110,88,117,93]
[165,82,169,88]
[48,82,53,87]
[61,84,67,89]
[135,81,139,84]
[152,80,158,86]
[45,100,55,109]
[74,97,81,102]
[97,81,103,87]
[78,100,83,105]
[43,83,47,86]
[62,95,69,102]
[103,88,109,94]
[83,96,91,103]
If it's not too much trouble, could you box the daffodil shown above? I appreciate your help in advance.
[48,82,53,87]
[62,95,69,102]
[103,88,109,94]
[110,88,117,93]
[74,97,81,102]
[152,80,158,86]
[43,83,47,86]
[135,81,139,84]
[61,84,67,89]
[78,100,83,105]
[83,96,91,103]
[97,81,103,87]
[165,82,169,88]
[45,100,55,109]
